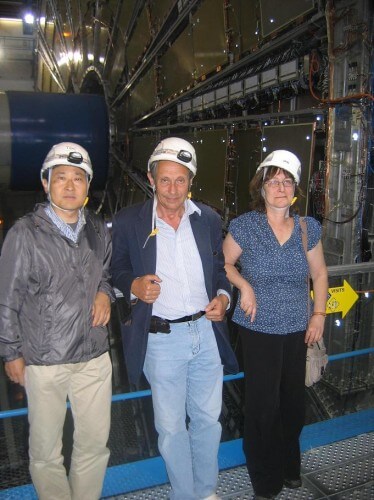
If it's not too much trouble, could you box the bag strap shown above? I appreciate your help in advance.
[300,218,324,350]
[300,217,308,256]
[300,217,311,322]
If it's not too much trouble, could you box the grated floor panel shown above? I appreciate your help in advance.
[104,432,373,500]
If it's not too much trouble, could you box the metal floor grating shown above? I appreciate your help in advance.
[104,433,374,499]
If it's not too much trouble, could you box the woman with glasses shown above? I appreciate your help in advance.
[223,150,328,500]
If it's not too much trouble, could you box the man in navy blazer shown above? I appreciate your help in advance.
[111,137,238,500]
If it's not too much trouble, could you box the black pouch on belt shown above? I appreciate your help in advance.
[149,316,171,334]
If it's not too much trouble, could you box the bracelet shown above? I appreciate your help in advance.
[312,312,327,317]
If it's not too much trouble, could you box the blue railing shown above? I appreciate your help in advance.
[1,347,373,420]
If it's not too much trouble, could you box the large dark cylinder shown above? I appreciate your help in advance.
[0,91,109,190]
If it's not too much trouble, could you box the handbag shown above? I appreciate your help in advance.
[300,217,328,386]
[305,339,329,387]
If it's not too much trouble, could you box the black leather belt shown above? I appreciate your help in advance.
[149,311,205,334]
[169,311,205,323]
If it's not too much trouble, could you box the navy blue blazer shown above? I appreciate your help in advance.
[111,198,239,385]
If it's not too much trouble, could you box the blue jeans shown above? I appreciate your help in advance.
[144,315,223,500]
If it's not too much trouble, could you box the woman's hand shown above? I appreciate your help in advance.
[239,282,257,322]
[305,314,325,345]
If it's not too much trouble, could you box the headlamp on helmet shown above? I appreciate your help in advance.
[148,137,197,176]
[41,142,93,182]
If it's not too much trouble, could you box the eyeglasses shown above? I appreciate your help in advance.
[177,149,192,163]
[265,179,295,189]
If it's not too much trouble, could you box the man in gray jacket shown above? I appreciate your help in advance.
[0,142,113,500]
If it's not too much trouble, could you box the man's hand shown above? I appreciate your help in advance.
[92,291,111,327]
[131,275,162,304]
[5,358,25,386]
[205,294,229,322]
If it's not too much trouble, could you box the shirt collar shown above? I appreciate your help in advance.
[44,204,86,243]
[185,198,201,216]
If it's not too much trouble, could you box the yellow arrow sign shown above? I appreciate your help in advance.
[325,279,359,318]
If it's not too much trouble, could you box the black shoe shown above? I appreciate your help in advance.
[284,478,302,489]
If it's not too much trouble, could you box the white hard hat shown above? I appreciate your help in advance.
[41,142,93,182]
[256,150,301,184]
[147,137,197,176]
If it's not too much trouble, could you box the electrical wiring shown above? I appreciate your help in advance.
[309,50,374,104]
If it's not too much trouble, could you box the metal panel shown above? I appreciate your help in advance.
[160,27,194,100]
[126,7,151,74]
[97,2,114,65]
[230,0,259,54]
[184,130,228,211]
[216,86,228,104]
[129,67,156,120]
[244,75,260,94]
[192,95,203,112]
[110,1,136,93]
[149,0,174,32]
[279,59,298,82]
[203,91,215,108]
[191,0,227,79]
[178,99,192,118]
[261,67,278,88]
[81,6,94,68]
[229,81,243,100]
[132,136,155,173]
[260,0,315,38]
[233,129,262,215]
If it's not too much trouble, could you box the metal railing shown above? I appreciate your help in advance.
[0,347,373,421]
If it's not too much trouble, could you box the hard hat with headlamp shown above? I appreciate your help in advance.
[147,137,197,176]
[256,150,301,184]
[41,142,93,182]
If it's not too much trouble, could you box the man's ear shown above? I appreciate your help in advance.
[41,178,49,194]
[147,172,155,188]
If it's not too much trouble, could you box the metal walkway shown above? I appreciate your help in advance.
[106,433,373,499]
[0,409,373,499]
[106,433,374,500]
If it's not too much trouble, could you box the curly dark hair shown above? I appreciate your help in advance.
[249,166,303,214]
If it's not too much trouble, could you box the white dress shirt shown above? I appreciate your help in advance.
[152,200,210,319]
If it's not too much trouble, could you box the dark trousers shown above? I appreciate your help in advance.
[239,326,307,496]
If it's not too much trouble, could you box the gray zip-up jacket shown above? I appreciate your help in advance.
[0,203,114,365]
